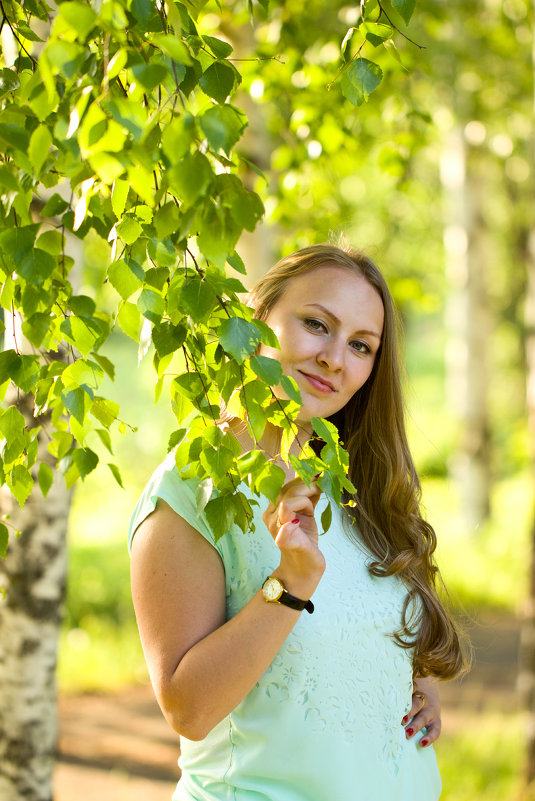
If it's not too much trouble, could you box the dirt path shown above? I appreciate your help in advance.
[54,613,521,801]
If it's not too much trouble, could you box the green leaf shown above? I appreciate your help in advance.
[8,464,33,508]
[0,522,8,558]
[92,353,115,381]
[199,104,247,155]
[18,248,56,285]
[150,33,193,64]
[255,462,285,505]
[42,193,70,217]
[251,318,279,348]
[0,406,25,440]
[280,375,302,405]
[218,317,261,363]
[204,493,236,541]
[250,354,282,386]
[132,62,169,91]
[21,312,51,348]
[341,58,383,106]
[0,68,20,99]
[199,61,240,103]
[173,372,205,400]
[60,316,100,357]
[160,114,196,164]
[180,277,217,321]
[116,217,143,245]
[320,501,332,535]
[137,288,165,323]
[361,22,393,46]
[91,397,120,427]
[95,428,113,452]
[73,447,98,478]
[57,1,97,39]
[108,259,143,300]
[62,387,90,424]
[38,462,54,498]
[29,125,53,176]
[168,428,187,451]
[392,0,416,25]
[202,35,233,58]
[168,151,213,206]
[0,165,20,192]
[311,416,339,445]
[227,251,246,274]
[0,225,37,263]
[37,230,64,255]
[111,179,129,218]
[0,123,30,152]
[117,301,140,341]
[196,476,214,512]
[46,40,86,79]
[108,462,124,488]
[152,321,187,356]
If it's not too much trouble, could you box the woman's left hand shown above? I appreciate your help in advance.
[401,676,441,748]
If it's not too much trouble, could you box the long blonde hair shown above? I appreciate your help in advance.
[249,244,467,679]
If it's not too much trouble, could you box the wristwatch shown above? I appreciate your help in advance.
[262,576,314,614]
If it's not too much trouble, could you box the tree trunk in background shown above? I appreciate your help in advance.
[0,399,71,801]
[224,19,275,286]
[520,6,535,784]
[440,128,492,531]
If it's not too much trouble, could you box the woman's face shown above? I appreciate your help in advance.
[261,265,384,424]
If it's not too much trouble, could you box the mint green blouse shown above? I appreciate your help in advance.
[129,452,442,801]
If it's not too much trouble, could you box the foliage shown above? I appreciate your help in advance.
[0,0,422,547]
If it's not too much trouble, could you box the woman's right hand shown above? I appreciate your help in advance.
[262,476,326,600]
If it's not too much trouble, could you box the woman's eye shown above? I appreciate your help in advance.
[351,340,371,354]
[304,318,327,332]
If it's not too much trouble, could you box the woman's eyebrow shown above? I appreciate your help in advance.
[303,303,382,340]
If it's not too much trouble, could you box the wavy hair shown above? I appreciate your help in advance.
[249,244,467,680]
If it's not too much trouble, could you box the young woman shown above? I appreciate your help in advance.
[129,244,466,801]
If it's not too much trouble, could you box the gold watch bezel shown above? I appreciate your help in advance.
[262,576,284,602]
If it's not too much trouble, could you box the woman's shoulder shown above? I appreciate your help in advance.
[128,451,215,553]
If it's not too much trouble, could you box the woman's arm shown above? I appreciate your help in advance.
[402,676,441,747]
[130,480,324,741]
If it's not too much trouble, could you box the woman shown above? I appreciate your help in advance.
[129,244,466,801]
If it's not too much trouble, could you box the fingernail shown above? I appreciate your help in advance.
[313,473,321,479]
[291,518,300,524]
[405,728,414,738]
[420,739,428,748]
[401,716,408,725]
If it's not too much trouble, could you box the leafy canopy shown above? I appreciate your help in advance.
[0,0,418,546]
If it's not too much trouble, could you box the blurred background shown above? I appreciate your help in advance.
[54,1,533,799]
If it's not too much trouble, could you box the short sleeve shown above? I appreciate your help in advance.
[127,451,222,557]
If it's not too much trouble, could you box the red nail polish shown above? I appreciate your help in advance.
[420,739,428,747]
[401,716,408,725]
[313,473,321,479]
[292,518,300,524]
[406,728,414,737]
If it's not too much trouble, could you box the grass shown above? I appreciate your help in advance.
[439,712,525,801]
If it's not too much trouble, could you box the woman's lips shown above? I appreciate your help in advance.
[299,371,335,393]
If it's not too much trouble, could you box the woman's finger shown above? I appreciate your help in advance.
[401,691,426,725]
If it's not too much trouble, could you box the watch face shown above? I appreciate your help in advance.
[263,577,283,601]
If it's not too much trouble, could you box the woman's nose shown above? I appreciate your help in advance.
[317,340,344,371]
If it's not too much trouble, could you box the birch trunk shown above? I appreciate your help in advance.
[520,8,535,780]
[441,129,492,530]
[0,412,71,801]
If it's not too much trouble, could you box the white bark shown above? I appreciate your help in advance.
[441,128,492,529]
[0,456,71,801]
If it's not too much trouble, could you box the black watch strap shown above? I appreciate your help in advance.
[262,576,314,614]
[280,590,314,614]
